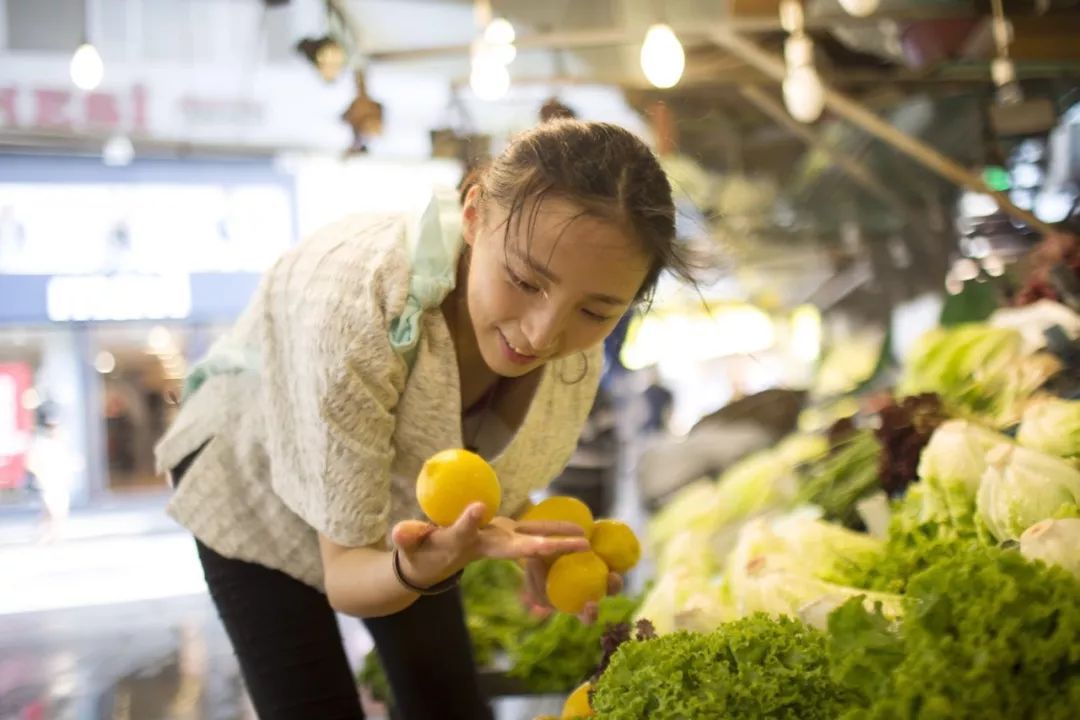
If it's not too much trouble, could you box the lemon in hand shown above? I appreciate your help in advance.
[520,495,594,537]
[546,550,608,615]
[589,519,641,573]
[561,681,595,718]
[416,448,501,527]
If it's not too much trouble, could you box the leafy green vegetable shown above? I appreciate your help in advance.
[507,593,639,693]
[874,393,948,496]
[459,556,540,666]
[898,324,1060,426]
[723,509,901,624]
[1020,517,1080,578]
[855,482,983,593]
[797,431,882,527]
[1017,396,1080,459]
[591,614,854,719]
[831,544,1080,720]
[647,433,827,554]
[917,419,1008,496]
[977,442,1080,541]
[826,597,904,706]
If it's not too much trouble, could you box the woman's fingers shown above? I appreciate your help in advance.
[519,534,590,558]
[524,557,550,606]
[477,530,588,560]
[607,572,623,595]
[513,520,586,537]
[448,502,487,543]
[578,601,599,625]
[391,520,437,551]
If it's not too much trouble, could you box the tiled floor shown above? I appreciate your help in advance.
[0,594,252,720]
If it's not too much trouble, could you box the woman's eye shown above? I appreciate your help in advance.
[582,309,611,323]
[507,268,540,294]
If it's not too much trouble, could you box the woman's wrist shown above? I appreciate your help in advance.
[393,547,464,595]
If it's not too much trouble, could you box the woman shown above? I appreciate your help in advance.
[156,118,693,719]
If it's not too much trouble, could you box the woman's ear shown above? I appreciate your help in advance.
[461,184,483,248]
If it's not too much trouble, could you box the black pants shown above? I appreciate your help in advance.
[174,448,492,720]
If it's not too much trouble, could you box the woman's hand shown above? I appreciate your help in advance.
[522,557,623,624]
[391,502,590,590]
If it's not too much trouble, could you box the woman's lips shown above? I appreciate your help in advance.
[498,330,537,365]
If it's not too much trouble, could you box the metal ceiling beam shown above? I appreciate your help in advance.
[709,28,1059,236]
[364,8,978,62]
[737,84,919,226]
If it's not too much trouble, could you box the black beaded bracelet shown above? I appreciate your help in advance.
[392,547,464,596]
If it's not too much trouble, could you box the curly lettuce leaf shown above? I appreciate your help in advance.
[592,614,854,719]
[507,593,639,693]
[833,545,1080,720]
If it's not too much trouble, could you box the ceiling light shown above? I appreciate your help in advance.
[640,24,685,89]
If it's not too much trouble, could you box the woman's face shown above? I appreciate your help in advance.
[461,186,651,378]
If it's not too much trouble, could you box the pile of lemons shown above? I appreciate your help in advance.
[416,448,641,615]
[418,449,626,720]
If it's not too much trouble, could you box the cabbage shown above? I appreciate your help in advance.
[898,324,1021,399]
[976,443,1080,541]
[917,420,1011,495]
[723,510,901,624]
[1017,397,1080,460]
[1020,518,1080,578]
[634,568,733,636]
[647,434,825,555]
[897,324,1061,426]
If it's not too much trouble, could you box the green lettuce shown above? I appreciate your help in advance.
[647,434,827,555]
[592,614,855,719]
[976,442,1080,541]
[830,545,1080,719]
[507,594,638,693]
[1020,517,1080,578]
[898,324,1060,426]
[1017,396,1080,459]
[723,510,901,625]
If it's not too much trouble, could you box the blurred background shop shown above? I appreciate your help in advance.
[1,0,1079,718]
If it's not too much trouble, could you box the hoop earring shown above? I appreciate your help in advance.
[558,351,589,384]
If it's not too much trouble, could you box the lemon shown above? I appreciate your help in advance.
[520,496,594,537]
[589,519,641,573]
[561,681,595,718]
[546,550,608,615]
[416,448,501,527]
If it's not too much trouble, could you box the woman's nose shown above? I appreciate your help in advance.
[520,303,565,355]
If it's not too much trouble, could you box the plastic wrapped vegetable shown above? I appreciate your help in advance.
[976,443,1080,542]
[1020,518,1080,578]
[1017,397,1080,460]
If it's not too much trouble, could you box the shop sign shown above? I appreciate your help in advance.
[46,274,191,322]
[0,83,149,134]
[0,362,32,490]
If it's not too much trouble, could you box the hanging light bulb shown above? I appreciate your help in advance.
[482,17,517,64]
[640,24,685,89]
[784,34,814,68]
[783,65,825,123]
[837,0,880,18]
[484,17,515,45]
[779,0,804,33]
[470,54,510,100]
[70,42,104,90]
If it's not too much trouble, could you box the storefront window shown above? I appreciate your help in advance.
[90,323,227,493]
[0,326,85,509]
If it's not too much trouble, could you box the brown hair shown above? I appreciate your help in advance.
[464,118,694,307]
